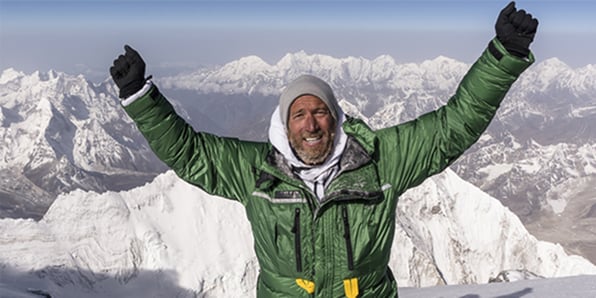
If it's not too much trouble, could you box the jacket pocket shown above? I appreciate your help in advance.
[291,208,303,272]
[341,205,355,271]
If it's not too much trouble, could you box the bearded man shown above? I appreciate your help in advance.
[109,2,537,296]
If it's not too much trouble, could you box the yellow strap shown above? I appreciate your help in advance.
[343,277,359,298]
[296,278,315,294]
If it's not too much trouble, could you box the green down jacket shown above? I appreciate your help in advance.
[122,39,533,297]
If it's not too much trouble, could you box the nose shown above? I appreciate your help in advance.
[304,113,319,132]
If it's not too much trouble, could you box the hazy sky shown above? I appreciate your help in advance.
[1,0,595,82]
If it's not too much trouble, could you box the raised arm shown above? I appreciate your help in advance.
[109,46,265,203]
[376,1,538,193]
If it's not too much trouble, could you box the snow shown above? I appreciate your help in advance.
[0,68,25,84]
[157,52,469,98]
[2,274,595,298]
[0,172,258,297]
[570,105,596,118]
[547,197,569,214]
[1,169,595,297]
[0,68,167,211]
[398,274,596,298]
[517,160,542,176]
[478,163,514,181]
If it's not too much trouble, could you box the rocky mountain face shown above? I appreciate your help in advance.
[0,69,166,219]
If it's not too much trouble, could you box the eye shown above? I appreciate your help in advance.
[291,111,305,120]
[314,109,329,116]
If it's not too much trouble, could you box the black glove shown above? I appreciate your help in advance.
[110,45,147,99]
[495,1,538,58]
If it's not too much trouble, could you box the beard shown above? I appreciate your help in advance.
[289,130,335,165]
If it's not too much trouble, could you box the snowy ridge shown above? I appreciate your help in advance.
[393,170,596,286]
[158,54,596,102]
[0,68,156,172]
[516,58,596,95]
[158,52,469,111]
[1,169,594,297]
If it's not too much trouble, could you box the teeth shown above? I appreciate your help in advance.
[305,137,321,142]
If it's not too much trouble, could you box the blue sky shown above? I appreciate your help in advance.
[1,0,595,82]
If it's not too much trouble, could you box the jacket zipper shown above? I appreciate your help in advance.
[341,205,355,271]
[292,208,303,272]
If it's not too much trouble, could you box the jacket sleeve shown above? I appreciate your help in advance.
[122,86,264,204]
[376,38,534,194]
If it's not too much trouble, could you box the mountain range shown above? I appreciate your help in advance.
[0,68,165,218]
[1,50,595,267]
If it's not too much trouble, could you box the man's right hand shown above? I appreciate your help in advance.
[110,45,146,99]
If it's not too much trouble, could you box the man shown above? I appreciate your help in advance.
[110,2,537,297]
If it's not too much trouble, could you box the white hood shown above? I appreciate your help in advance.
[268,105,348,199]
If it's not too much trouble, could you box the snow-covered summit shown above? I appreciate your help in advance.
[0,68,26,84]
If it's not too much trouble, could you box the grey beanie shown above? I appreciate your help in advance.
[279,74,340,128]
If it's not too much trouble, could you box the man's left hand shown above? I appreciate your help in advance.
[495,1,539,58]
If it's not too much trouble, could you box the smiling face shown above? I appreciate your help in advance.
[287,95,336,165]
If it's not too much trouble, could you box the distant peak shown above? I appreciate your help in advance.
[0,68,25,84]
[277,51,335,63]
[236,55,269,65]
[281,50,310,59]
[536,57,570,70]
[221,55,271,73]
[36,69,62,81]
[433,55,455,61]
[425,55,463,65]
[372,55,396,64]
